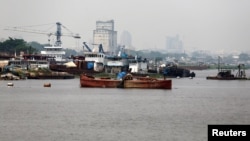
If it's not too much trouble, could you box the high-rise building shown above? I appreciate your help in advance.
[93,20,117,53]
[166,35,184,53]
[120,30,135,51]
[120,30,132,47]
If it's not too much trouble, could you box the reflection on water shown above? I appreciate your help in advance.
[0,70,250,141]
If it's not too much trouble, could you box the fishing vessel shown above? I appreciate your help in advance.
[206,56,248,80]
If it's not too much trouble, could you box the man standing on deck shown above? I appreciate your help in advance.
[163,67,169,80]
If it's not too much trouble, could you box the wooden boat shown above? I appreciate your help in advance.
[80,74,121,88]
[122,76,172,89]
[80,74,172,89]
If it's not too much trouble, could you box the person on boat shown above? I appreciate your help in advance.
[163,67,169,80]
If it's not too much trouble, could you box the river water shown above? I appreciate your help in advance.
[0,70,250,141]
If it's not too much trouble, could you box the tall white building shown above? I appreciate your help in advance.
[93,20,117,53]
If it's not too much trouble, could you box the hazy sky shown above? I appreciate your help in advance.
[1,0,250,53]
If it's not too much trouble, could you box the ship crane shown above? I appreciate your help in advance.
[83,42,92,52]
[4,22,81,46]
[82,42,104,53]
[92,43,104,53]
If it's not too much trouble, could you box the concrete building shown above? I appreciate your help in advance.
[93,20,117,54]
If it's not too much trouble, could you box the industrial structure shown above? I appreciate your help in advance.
[4,22,80,62]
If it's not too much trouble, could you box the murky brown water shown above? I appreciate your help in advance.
[0,70,250,141]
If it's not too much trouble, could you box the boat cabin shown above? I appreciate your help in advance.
[41,45,66,62]
[217,69,234,78]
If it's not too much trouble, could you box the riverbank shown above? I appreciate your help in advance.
[0,68,74,80]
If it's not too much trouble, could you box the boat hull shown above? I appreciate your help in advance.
[124,79,172,89]
[80,74,121,88]
[206,76,247,80]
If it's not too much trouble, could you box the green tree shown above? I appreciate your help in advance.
[0,38,37,55]
[28,41,44,52]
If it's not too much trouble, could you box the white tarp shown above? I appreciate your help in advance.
[64,61,77,68]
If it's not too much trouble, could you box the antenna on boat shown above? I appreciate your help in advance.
[218,56,221,72]
[55,22,62,46]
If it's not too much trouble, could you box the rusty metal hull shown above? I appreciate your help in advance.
[80,74,172,89]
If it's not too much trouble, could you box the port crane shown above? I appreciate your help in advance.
[4,22,81,46]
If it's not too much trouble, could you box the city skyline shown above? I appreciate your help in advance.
[1,0,250,54]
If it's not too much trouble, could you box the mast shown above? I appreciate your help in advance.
[218,56,220,72]
[55,22,62,46]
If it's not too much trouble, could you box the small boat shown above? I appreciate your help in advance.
[206,69,248,80]
[43,83,51,87]
[80,74,172,89]
[7,82,14,87]
[206,56,248,80]
[160,64,196,78]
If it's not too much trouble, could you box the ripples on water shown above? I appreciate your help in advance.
[0,70,250,141]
